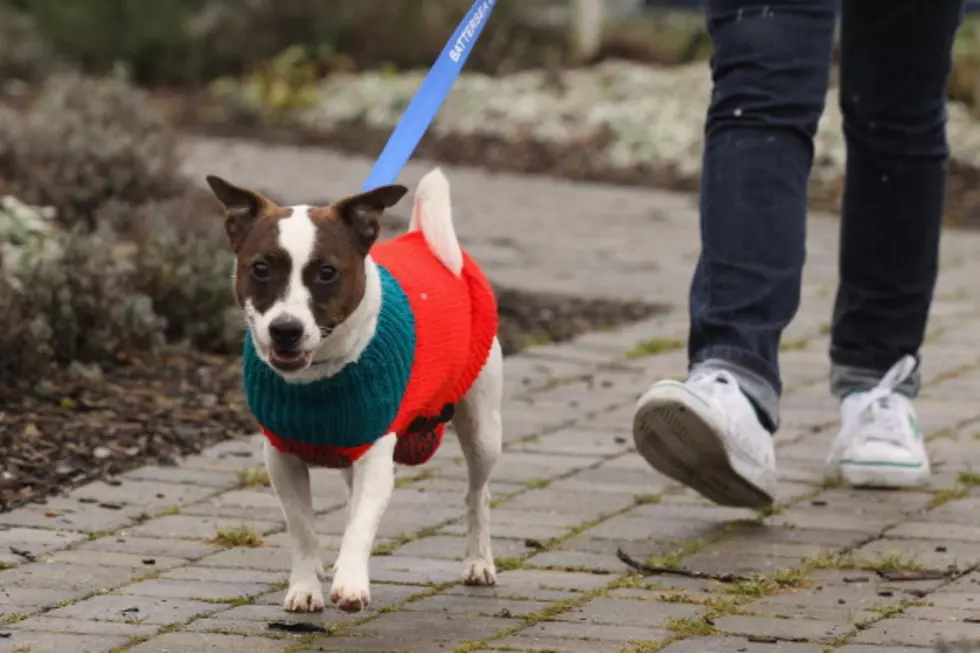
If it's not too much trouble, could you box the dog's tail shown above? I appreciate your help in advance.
[409,167,463,277]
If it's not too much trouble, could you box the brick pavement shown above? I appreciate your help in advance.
[2,141,980,651]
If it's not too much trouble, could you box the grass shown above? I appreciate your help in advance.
[625,337,684,359]
[780,338,809,351]
[928,485,970,508]
[957,470,980,486]
[235,467,271,488]
[665,616,718,637]
[644,538,709,569]
[210,524,264,548]
[802,550,924,572]
[634,493,662,505]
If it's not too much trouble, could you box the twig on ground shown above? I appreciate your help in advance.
[616,548,755,584]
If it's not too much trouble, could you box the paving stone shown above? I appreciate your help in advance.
[501,487,638,519]
[0,499,142,532]
[441,583,576,602]
[161,565,286,585]
[854,537,980,569]
[0,526,86,556]
[834,646,930,653]
[257,582,422,608]
[10,615,157,637]
[367,555,467,584]
[660,637,826,652]
[713,614,851,643]
[556,597,703,627]
[343,610,520,641]
[850,618,980,647]
[0,632,131,653]
[400,594,550,617]
[515,427,634,457]
[299,638,459,652]
[44,549,186,570]
[392,534,529,560]
[45,594,221,625]
[118,578,272,601]
[0,562,143,593]
[440,508,587,541]
[525,549,621,572]
[79,535,221,559]
[489,634,635,652]
[584,515,730,542]
[126,632,293,652]
[121,465,240,488]
[519,619,669,642]
[126,514,283,540]
[67,479,215,509]
[0,587,88,608]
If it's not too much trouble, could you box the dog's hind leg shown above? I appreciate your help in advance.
[264,440,325,612]
[453,336,503,586]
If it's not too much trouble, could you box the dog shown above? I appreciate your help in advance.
[206,168,502,614]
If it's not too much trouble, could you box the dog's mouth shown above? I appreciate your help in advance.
[268,348,313,373]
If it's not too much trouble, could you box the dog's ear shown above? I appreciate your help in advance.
[206,175,270,250]
[335,185,408,254]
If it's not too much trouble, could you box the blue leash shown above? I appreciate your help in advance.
[361,0,497,192]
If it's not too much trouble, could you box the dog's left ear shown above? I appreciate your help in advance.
[335,185,408,254]
[206,175,273,251]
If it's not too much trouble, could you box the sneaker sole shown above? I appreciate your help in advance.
[839,461,930,489]
[633,383,776,509]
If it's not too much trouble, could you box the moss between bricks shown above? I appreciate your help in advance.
[625,338,684,360]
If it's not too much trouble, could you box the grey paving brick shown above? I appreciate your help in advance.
[713,614,851,643]
[491,634,637,652]
[556,597,703,627]
[0,632,131,653]
[125,514,283,540]
[10,615,157,637]
[126,632,293,652]
[117,578,272,601]
[67,479,215,509]
[660,637,826,652]
[0,499,142,532]
[45,594,221,625]
[0,562,144,593]
[79,535,221,559]
[343,610,520,641]
[400,594,550,618]
[44,549,186,571]
[519,619,669,642]
[850,618,980,648]
[392,534,529,560]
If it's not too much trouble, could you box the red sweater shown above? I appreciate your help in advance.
[257,231,498,468]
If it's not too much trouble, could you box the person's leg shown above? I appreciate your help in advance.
[633,0,836,508]
[827,0,964,487]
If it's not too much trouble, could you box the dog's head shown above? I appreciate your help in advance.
[206,175,407,377]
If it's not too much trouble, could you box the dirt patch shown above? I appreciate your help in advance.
[0,288,665,512]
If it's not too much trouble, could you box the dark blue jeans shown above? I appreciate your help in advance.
[688,0,964,431]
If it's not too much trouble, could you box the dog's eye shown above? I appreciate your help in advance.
[250,260,271,281]
[315,264,338,284]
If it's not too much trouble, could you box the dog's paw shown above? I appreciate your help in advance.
[283,577,325,613]
[462,557,497,586]
[330,566,371,613]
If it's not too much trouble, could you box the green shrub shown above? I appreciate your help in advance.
[0,73,244,384]
[0,73,184,231]
[6,0,571,87]
[0,5,62,83]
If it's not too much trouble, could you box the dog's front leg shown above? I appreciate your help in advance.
[330,432,396,613]
[264,440,325,612]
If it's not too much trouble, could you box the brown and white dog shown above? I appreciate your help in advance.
[206,169,502,613]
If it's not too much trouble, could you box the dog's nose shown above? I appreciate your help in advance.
[268,317,304,350]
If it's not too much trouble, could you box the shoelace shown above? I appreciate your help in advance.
[826,355,917,467]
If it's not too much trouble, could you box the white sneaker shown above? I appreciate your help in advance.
[633,370,777,509]
[827,355,930,488]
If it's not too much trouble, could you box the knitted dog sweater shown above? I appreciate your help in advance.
[243,231,498,468]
